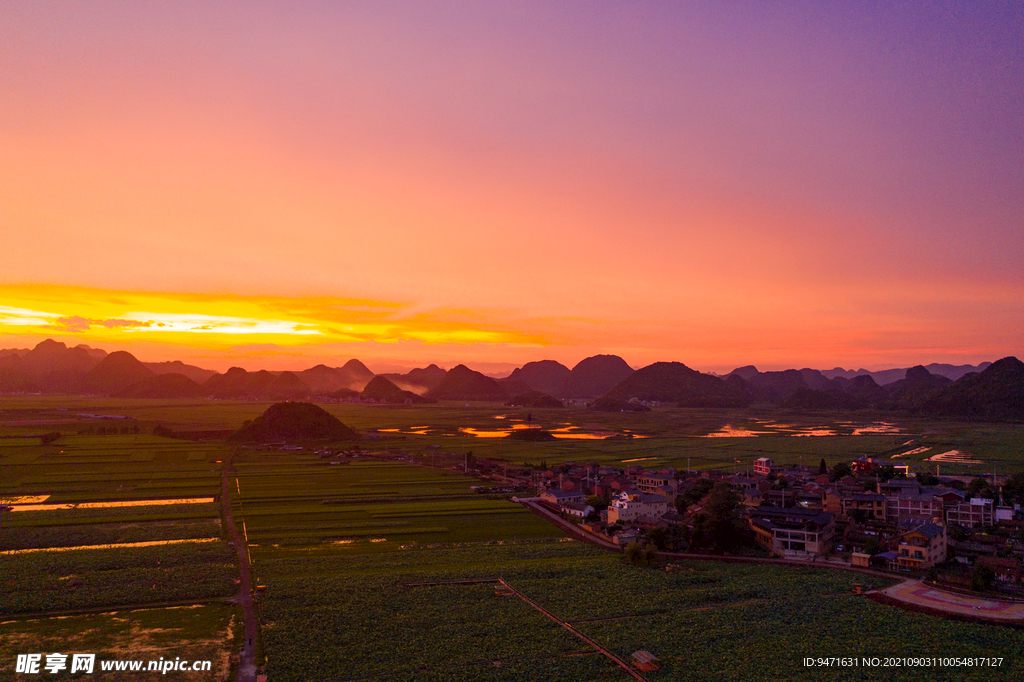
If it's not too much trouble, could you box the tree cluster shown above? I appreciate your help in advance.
[689,482,748,553]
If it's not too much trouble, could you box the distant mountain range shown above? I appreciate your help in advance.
[1,338,1021,421]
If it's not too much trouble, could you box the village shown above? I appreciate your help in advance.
[451,453,1024,595]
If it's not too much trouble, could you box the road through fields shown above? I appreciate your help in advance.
[222,456,258,682]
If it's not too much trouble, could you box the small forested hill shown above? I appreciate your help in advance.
[230,402,357,441]
[505,360,571,396]
[427,364,508,401]
[603,361,750,407]
[116,373,204,398]
[923,357,1024,421]
[78,351,155,395]
[561,355,634,398]
[361,376,432,403]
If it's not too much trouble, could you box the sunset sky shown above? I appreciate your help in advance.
[2,2,1021,374]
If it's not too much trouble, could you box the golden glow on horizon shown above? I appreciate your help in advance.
[0,285,542,354]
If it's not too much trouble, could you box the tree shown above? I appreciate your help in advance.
[648,525,685,552]
[830,462,852,481]
[1003,472,1024,506]
[690,482,744,553]
[968,477,996,501]
[585,495,606,511]
[818,458,827,475]
[648,527,668,551]
[863,538,883,556]
[624,542,658,566]
[876,465,897,482]
[971,563,995,592]
[916,472,941,486]
[676,478,714,513]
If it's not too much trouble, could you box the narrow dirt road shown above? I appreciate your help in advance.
[222,456,258,682]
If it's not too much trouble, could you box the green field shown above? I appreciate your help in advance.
[253,541,1024,682]
[3,397,1024,681]
[0,603,239,682]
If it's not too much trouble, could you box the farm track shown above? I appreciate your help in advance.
[0,596,229,622]
[222,455,258,682]
[404,577,650,681]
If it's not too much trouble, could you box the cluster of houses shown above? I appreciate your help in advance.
[484,454,1024,587]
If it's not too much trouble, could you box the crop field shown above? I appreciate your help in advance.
[0,603,239,682]
[253,541,1024,682]
[3,397,1024,680]
[231,453,562,549]
[3,397,1022,477]
[0,416,242,680]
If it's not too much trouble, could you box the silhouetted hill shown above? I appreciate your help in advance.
[726,368,807,402]
[337,359,375,391]
[506,391,564,408]
[202,367,279,398]
[561,355,634,398]
[230,402,356,441]
[201,367,250,398]
[821,362,991,385]
[22,339,104,377]
[402,364,447,391]
[361,376,432,403]
[380,364,449,394]
[497,377,533,397]
[923,357,1024,421]
[505,360,571,396]
[298,364,348,393]
[144,360,217,384]
[798,368,834,391]
[879,366,952,411]
[603,362,749,407]
[116,373,204,399]
[0,356,37,392]
[13,339,105,391]
[259,371,312,400]
[427,364,508,401]
[727,365,760,380]
[78,351,155,395]
[836,374,885,403]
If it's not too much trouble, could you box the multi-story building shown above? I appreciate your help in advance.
[637,473,677,500]
[606,491,668,524]
[886,491,943,522]
[540,489,585,506]
[897,522,946,570]
[841,493,887,521]
[748,506,835,558]
[753,457,773,476]
[946,498,994,528]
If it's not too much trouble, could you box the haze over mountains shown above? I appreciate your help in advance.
[0,339,1019,420]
